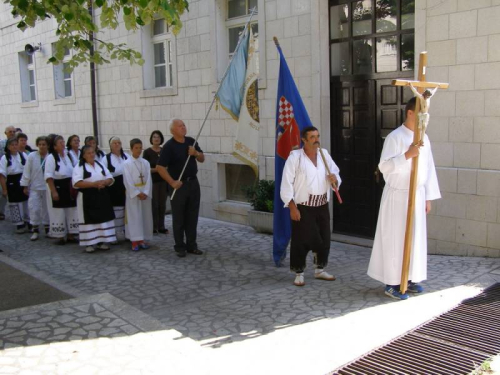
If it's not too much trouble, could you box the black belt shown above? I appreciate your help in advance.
[181,176,197,182]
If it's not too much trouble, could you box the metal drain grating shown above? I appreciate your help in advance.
[332,283,500,375]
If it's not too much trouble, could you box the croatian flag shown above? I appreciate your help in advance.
[273,42,312,266]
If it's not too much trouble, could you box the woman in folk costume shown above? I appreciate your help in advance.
[84,136,106,164]
[123,138,153,251]
[45,135,79,245]
[0,138,29,233]
[103,136,128,237]
[66,135,81,166]
[73,146,116,253]
[20,136,50,240]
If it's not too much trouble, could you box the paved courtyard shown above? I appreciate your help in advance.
[0,216,500,375]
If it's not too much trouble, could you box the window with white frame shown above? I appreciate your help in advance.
[226,0,258,58]
[18,52,37,102]
[52,45,73,99]
[141,18,176,92]
[152,19,173,88]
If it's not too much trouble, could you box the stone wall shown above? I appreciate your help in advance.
[0,0,329,227]
[418,0,500,257]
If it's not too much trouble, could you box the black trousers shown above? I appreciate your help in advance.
[152,181,167,231]
[168,178,200,252]
[290,203,330,273]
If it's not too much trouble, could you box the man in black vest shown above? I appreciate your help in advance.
[156,118,205,258]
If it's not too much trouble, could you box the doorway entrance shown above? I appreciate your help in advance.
[329,0,416,238]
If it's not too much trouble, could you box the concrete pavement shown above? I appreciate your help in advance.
[0,216,499,374]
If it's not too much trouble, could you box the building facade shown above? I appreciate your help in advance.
[0,0,499,257]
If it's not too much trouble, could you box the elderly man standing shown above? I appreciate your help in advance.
[0,126,16,220]
[156,119,205,258]
[280,126,341,287]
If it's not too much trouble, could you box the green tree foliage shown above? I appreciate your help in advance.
[8,0,189,71]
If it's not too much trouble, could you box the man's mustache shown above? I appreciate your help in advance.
[314,141,320,145]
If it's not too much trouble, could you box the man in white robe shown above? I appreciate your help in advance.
[123,138,153,251]
[367,97,441,300]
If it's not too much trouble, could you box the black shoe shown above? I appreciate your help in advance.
[158,229,169,234]
[187,248,203,255]
[176,249,186,258]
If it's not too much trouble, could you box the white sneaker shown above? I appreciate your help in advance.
[30,232,39,241]
[314,270,336,281]
[294,273,305,287]
[85,246,96,253]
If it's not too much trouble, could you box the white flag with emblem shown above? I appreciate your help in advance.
[233,29,259,175]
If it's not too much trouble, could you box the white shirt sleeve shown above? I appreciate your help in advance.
[72,165,84,188]
[0,156,7,178]
[280,153,298,208]
[102,163,115,186]
[44,155,56,181]
[323,149,342,188]
[20,154,33,187]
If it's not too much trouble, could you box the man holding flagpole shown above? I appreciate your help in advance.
[280,126,341,286]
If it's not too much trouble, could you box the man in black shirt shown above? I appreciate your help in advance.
[157,118,205,257]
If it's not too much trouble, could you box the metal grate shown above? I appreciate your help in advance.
[332,283,500,375]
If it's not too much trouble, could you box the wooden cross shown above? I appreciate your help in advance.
[391,52,449,295]
[139,172,145,185]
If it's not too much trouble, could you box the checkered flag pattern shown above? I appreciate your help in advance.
[278,97,295,128]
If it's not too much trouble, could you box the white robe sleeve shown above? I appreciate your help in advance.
[44,155,56,181]
[378,135,408,177]
[280,153,298,207]
[20,154,33,186]
[72,165,84,188]
[142,159,152,197]
[123,162,141,199]
[425,142,441,201]
[0,156,7,178]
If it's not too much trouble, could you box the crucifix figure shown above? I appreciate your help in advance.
[139,172,145,185]
[408,83,439,139]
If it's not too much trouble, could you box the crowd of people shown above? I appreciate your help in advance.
[0,118,205,256]
[1,99,440,299]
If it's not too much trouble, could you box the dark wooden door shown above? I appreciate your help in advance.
[329,0,416,238]
[331,80,377,238]
[331,78,413,238]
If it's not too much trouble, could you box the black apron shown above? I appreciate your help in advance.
[6,173,28,203]
[105,153,127,207]
[52,177,77,208]
[107,174,126,207]
[81,187,115,224]
[80,161,115,224]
